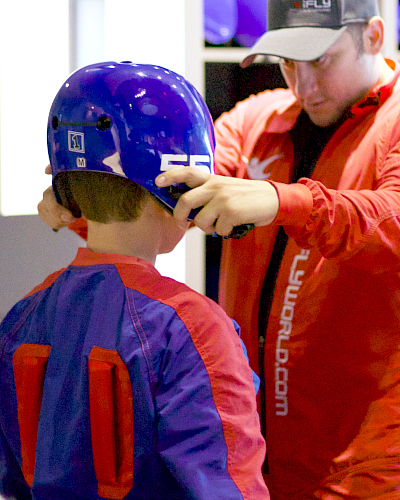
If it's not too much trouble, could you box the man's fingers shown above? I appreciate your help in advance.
[193,198,244,236]
[171,185,213,222]
[179,177,280,235]
[37,186,75,230]
[45,164,52,175]
[155,167,210,189]
[158,170,280,236]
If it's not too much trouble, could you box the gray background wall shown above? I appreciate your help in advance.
[0,215,82,321]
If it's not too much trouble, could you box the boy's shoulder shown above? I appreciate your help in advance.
[116,262,237,333]
[0,267,67,337]
[24,267,68,299]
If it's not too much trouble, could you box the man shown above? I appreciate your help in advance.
[38,0,400,498]
[155,1,400,499]
[1,62,268,500]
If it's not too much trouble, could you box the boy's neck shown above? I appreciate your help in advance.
[84,197,187,266]
[86,218,158,266]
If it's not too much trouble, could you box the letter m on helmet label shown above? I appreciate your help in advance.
[160,154,212,174]
[76,158,86,168]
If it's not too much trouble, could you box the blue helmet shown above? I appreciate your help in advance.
[47,61,215,219]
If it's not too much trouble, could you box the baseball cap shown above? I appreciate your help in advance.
[241,0,379,67]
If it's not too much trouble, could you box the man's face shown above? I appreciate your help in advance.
[279,28,374,127]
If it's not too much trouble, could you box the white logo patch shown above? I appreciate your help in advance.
[103,151,126,177]
[68,131,85,153]
[247,154,283,180]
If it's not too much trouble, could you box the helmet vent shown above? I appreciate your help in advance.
[52,115,111,130]
[96,115,112,131]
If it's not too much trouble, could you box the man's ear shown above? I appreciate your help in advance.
[363,17,385,55]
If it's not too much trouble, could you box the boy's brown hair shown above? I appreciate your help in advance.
[54,171,148,223]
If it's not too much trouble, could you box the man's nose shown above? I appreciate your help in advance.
[293,62,318,99]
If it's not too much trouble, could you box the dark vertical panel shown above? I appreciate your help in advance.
[204,62,287,302]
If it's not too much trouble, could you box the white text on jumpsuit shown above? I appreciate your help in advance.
[275,249,310,416]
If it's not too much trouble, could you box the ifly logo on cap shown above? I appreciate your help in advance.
[68,131,85,153]
[293,0,331,10]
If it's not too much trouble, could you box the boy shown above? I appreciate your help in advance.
[0,62,269,500]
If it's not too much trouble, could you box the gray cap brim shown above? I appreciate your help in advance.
[241,26,347,67]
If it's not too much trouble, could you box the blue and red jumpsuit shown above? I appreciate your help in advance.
[0,248,268,500]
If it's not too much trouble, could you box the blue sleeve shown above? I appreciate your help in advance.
[0,425,32,500]
[155,326,243,499]
[154,310,267,500]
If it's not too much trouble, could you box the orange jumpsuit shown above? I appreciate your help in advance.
[215,59,400,499]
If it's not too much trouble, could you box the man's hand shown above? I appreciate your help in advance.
[37,165,75,229]
[155,167,280,236]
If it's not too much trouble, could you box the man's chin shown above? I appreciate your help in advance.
[305,103,345,128]
[307,112,341,128]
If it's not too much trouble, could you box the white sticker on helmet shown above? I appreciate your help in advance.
[160,154,211,173]
[68,131,85,153]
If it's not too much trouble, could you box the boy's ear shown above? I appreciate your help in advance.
[363,17,385,55]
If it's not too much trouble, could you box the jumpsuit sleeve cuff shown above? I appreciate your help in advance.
[268,181,314,229]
